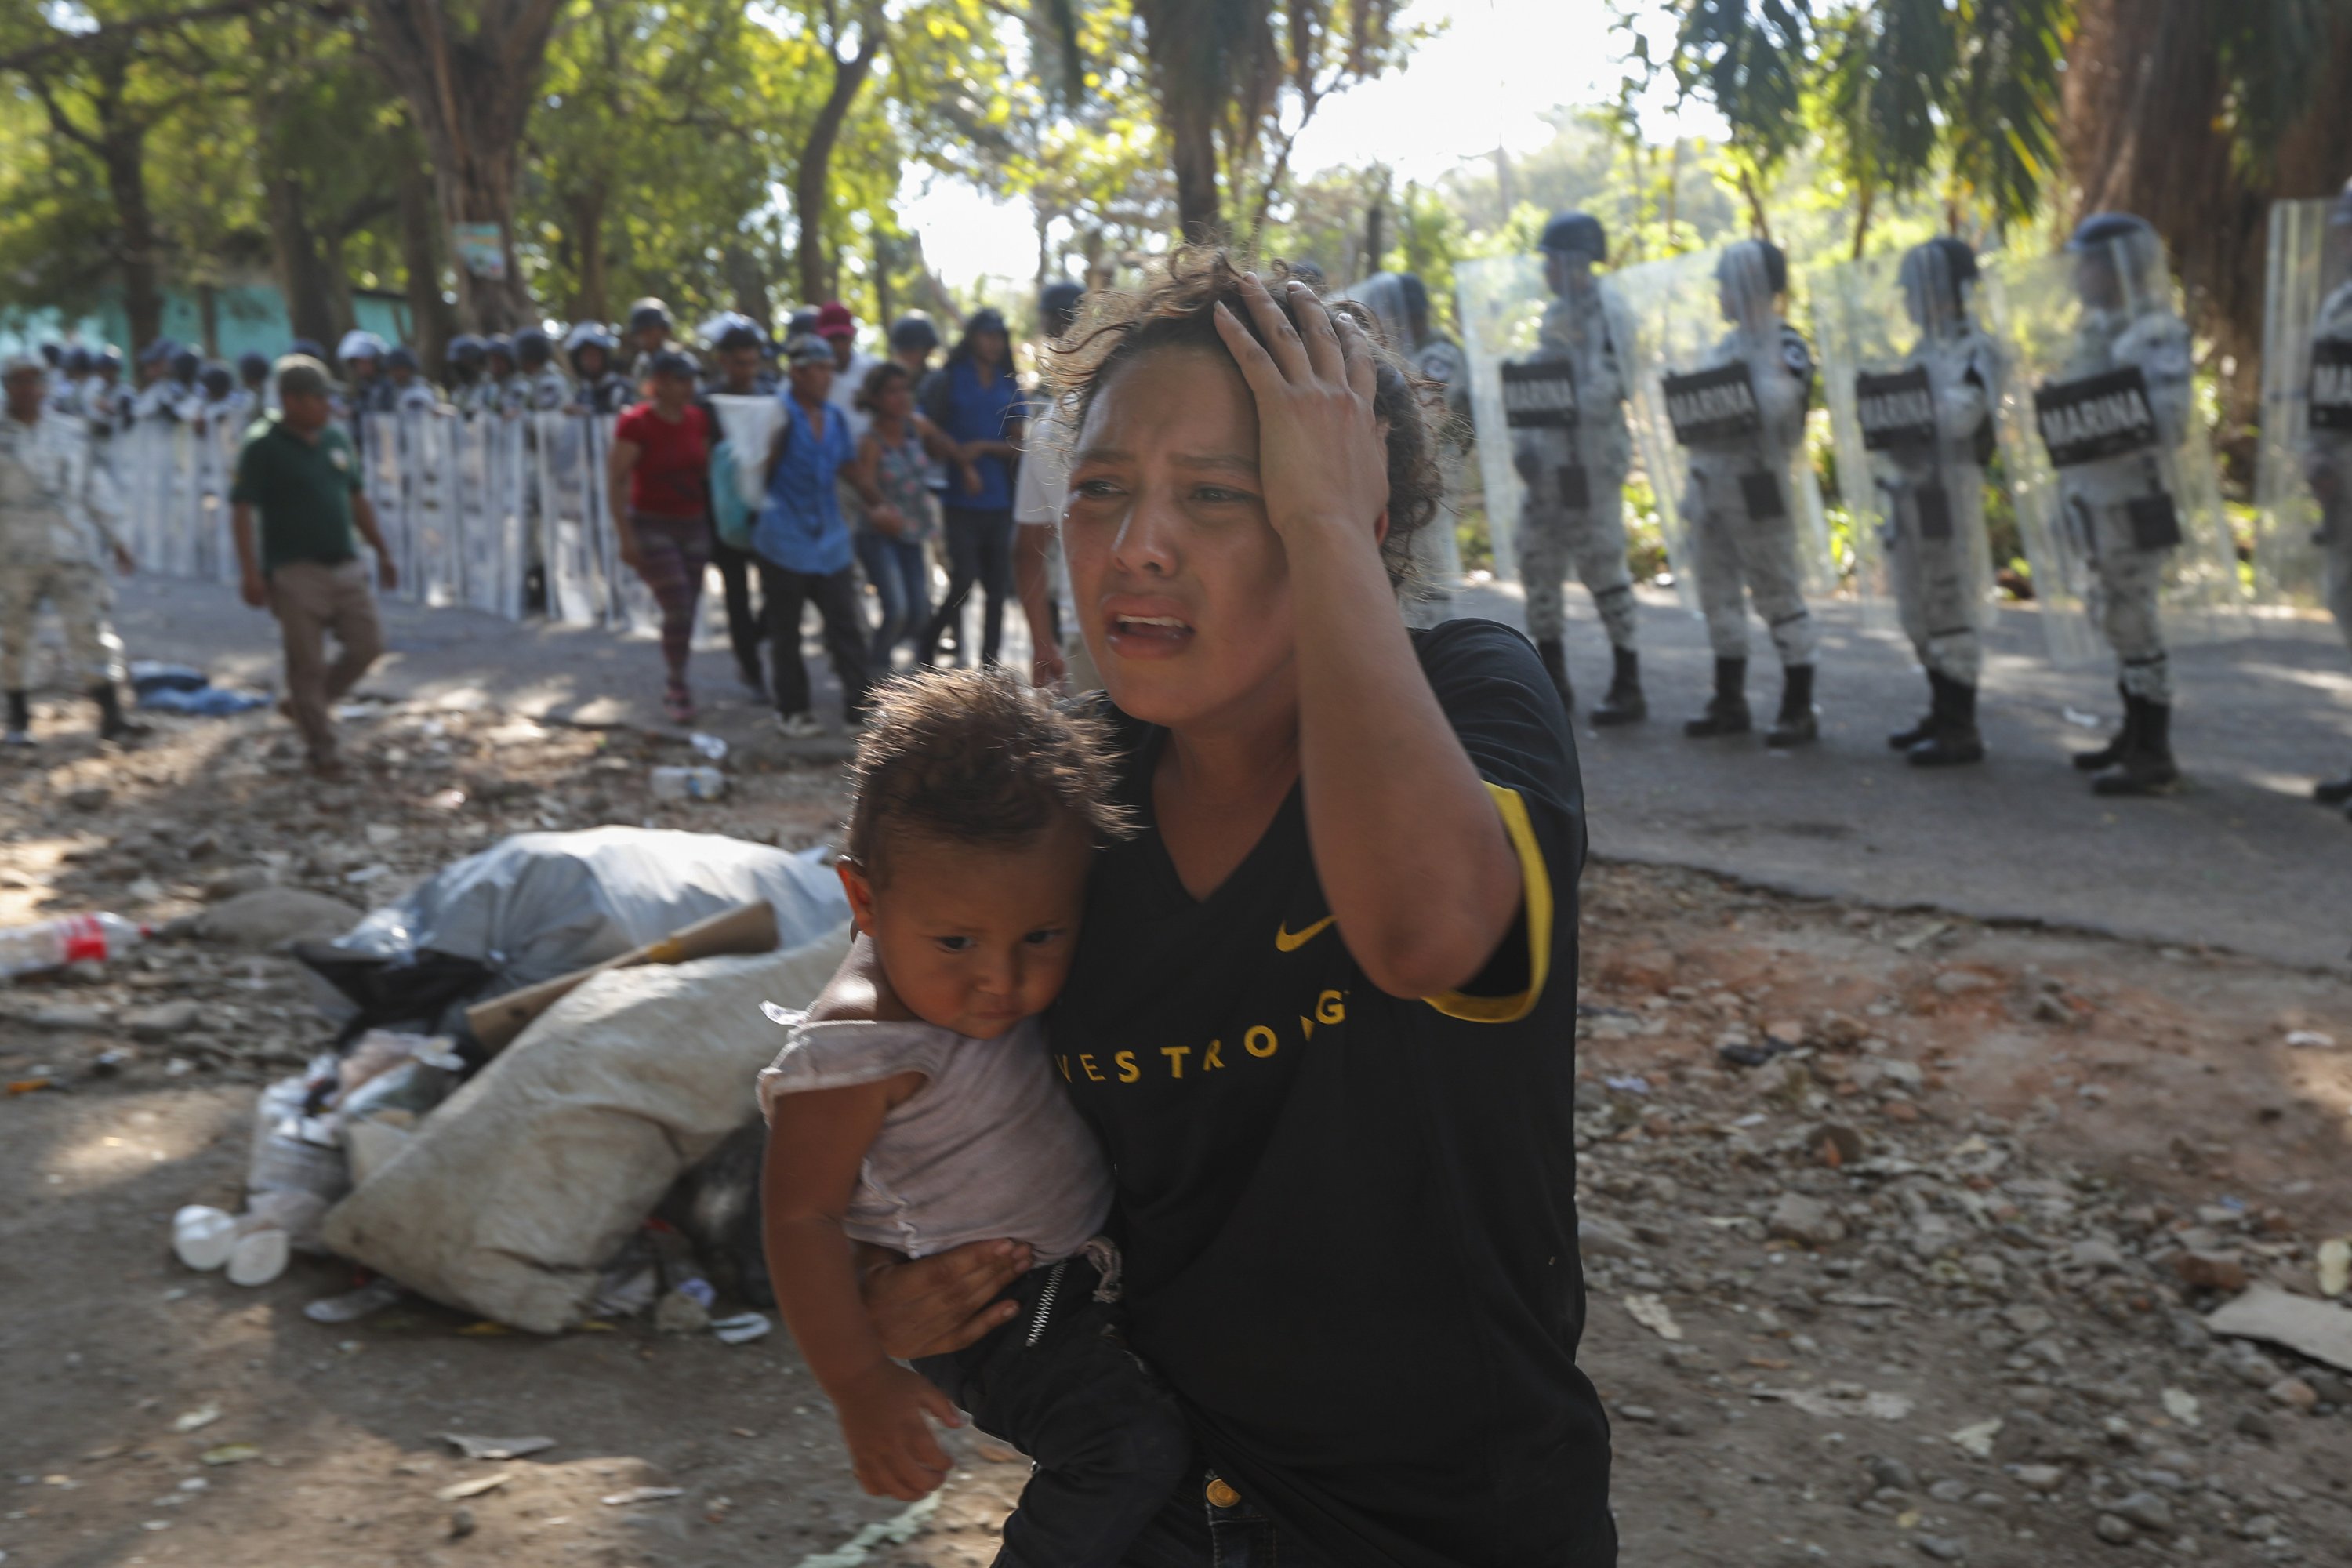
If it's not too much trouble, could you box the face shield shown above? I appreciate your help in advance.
[1345,273,1413,352]
[1897,241,1976,343]
[1715,241,1784,338]
[2068,223,2166,319]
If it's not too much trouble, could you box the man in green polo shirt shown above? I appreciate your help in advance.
[230,355,398,780]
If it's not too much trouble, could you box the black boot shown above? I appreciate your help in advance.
[2092,697,2180,795]
[1685,657,1751,738]
[1591,645,1646,726]
[1537,638,1573,714]
[2,689,31,746]
[1765,663,1817,748]
[2314,771,2352,806]
[92,683,147,743]
[2073,681,2135,771]
[1907,671,1984,767]
[1887,672,1936,750]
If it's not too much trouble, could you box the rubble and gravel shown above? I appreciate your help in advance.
[4,702,2350,1566]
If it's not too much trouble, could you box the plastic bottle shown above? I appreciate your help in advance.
[649,765,728,803]
[0,913,150,981]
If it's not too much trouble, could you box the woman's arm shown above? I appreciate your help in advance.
[763,1076,967,1501]
[606,437,643,568]
[1216,274,1521,999]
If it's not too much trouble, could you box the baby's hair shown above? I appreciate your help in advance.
[844,668,1134,880]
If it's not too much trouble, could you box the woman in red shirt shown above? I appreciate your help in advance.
[608,350,715,722]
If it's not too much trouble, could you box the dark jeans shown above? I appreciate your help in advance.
[711,534,767,685]
[1113,1470,1290,1567]
[913,1256,1191,1568]
[855,529,931,669]
[920,505,1015,666]
[761,560,871,720]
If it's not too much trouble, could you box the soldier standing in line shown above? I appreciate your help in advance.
[1508,212,1646,722]
[1,356,142,747]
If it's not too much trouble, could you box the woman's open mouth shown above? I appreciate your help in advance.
[1104,607,1196,658]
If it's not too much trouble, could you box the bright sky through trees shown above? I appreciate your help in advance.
[902,0,1707,289]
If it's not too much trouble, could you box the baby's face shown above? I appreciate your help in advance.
[844,815,1094,1040]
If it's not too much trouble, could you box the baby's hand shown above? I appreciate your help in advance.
[834,1361,964,1501]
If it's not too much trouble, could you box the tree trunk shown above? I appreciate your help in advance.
[100,138,163,352]
[1850,173,1875,261]
[1134,0,1223,241]
[321,229,358,338]
[395,147,455,367]
[567,185,610,323]
[2061,0,2352,443]
[196,284,220,357]
[355,0,564,332]
[793,9,883,304]
[267,169,340,350]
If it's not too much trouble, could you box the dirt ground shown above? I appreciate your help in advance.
[3,695,2350,1568]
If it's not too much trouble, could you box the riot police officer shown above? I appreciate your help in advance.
[513,328,570,412]
[384,344,438,412]
[1875,238,2000,766]
[564,323,629,414]
[1677,239,1820,746]
[2052,212,2193,796]
[1510,211,1644,721]
[443,333,486,413]
[339,329,394,415]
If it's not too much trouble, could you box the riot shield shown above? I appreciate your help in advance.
[1456,252,1640,588]
[1614,245,1834,610]
[1812,244,2003,649]
[407,409,462,607]
[359,414,409,598]
[534,413,604,625]
[2253,196,2352,614]
[1980,237,2245,664]
[194,416,240,583]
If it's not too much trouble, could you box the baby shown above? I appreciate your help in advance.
[758,668,1188,1566]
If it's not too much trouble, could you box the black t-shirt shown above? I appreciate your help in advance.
[1054,619,1613,1566]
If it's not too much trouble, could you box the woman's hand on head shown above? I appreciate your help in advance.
[1214,273,1391,554]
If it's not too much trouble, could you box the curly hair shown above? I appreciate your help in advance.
[855,358,910,415]
[844,667,1134,882]
[1040,246,1444,587]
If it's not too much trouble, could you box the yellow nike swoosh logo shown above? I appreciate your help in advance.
[1274,916,1336,953]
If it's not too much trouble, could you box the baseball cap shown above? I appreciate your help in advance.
[814,301,856,339]
[784,333,834,367]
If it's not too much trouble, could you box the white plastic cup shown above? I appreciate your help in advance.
[226,1225,289,1287]
[172,1206,238,1272]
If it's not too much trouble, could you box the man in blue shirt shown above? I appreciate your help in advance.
[757,334,874,738]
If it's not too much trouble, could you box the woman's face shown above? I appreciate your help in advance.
[877,379,915,420]
[1062,343,1295,731]
[973,328,1008,367]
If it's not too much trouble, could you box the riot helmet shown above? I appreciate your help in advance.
[887,313,940,356]
[168,347,201,384]
[1716,239,1789,336]
[1541,211,1607,265]
[1039,281,1085,340]
[337,328,387,369]
[786,307,821,339]
[564,321,614,378]
[1897,238,1980,339]
[384,345,420,376]
[38,343,61,368]
[199,363,234,397]
[236,350,270,384]
[1346,273,1413,350]
[136,337,180,370]
[482,334,516,374]
[514,327,554,368]
[2066,212,2165,314]
[62,347,91,376]
[286,337,327,362]
[96,347,123,377]
[445,334,485,378]
[701,313,764,354]
[626,298,672,339]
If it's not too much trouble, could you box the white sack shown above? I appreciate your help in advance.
[320,923,849,1333]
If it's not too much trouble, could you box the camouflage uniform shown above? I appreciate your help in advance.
[0,409,127,693]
